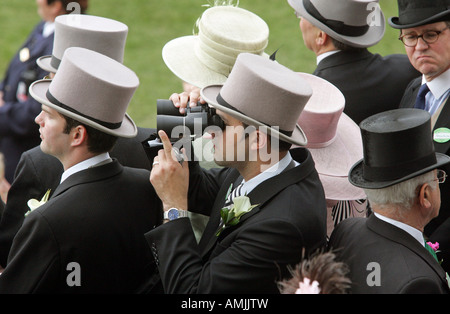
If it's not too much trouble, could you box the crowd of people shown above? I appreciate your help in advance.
[0,0,448,294]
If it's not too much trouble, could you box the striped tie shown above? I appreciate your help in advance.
[224,183,243,207]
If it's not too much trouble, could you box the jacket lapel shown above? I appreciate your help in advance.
[367,214,448,286]
[51,160,122,199]
[200,148,316,258]
[314,49,372,74]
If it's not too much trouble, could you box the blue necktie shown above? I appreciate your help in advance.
[414,84,430,110]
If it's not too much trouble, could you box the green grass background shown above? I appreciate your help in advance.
[0,0,404,128]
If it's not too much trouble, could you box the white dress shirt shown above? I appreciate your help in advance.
[423,68,450,116]
[60,152,112,183]
[374,212,426,247]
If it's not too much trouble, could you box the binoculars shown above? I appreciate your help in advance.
[156,99,225,141]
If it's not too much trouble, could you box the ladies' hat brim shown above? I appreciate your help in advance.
[289,0,385,48]
[348,152,450,189]
[29,79,137,138]
[36,55,57,73]
[308,113,366,200]
[162,36,229,89]
[201,85,308,146]
[163,36,269,89]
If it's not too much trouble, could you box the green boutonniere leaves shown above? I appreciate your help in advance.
[216,196,258,236]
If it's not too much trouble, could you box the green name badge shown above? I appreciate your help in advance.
[434,128,450,143]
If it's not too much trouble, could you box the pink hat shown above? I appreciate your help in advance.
[297,73,366,200]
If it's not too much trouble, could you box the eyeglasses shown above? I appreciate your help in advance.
[399,26,449,47]
[433,169,447,184]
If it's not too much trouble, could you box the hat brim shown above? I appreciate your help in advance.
[288,0,386,48]
[388,10,450,29]
[36,55,57,73]
[201,85,308,146]
[29,79,137,138]
[308,113,366,200]
[348,152,450,189]
[162,36,269,89]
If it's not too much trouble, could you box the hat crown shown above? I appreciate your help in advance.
[194,6,269,78]
[389,0,450,28]
[297,73,345,148]
[48,47,138,133]
[219,53,312,134]
[52,14,128,65]
[360,109,436,183]
[309,0,378,26]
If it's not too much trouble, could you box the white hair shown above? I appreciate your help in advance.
[363,170,437,213]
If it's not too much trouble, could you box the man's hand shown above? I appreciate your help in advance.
[169,85,205,114]
[150,130,189,212]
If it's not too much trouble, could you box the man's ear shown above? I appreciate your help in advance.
[250,129,268,151]
[418,183,432,209]
[70,125,88,147]
[316,30,328,46]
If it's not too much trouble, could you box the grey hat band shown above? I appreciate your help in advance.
[216,93,293,137]
[50,55,61,70]
[46,90,122,130]
[362,151,437,183]
[303,0,369,37]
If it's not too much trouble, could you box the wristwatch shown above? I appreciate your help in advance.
[164,208,188,221]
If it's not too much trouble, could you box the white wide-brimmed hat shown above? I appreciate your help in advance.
[288,0,385,48]
[201,53,312,147]
[37,14,128,73]
[296,73,366,200]
[162,5,269,88]
[30,47,139,138]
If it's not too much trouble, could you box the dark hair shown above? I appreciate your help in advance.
[330,37,365,52]
[47,0,89,14]
[62,115,118,154]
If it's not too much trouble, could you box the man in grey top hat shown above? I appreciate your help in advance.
[287,0,419,124]
[0,47,161,293]
[0,0,88,184]
[145,53,327,293]
[0,14,156,270]
[390,0,450,274]
[329,108,450,294]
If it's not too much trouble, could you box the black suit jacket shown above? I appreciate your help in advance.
[314,49,420,124]
[329,214,449,294]
[0,127,156,267]
[0,21,54,182]
[145,148,327,293]
[399,77,450,273]
[0,160,161,293]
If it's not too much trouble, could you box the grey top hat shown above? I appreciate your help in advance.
[37,14,128,73]
[200,53,312,147]
[288,0,385,48]
[30,47,139,138]
[349,108,450,189]
[389,0,450,29]
[162,5,269,88]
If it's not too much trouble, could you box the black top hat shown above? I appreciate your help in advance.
[349,109,450,189]
[389,0,450,29]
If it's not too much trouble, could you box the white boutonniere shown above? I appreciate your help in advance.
[216,195,258,236]
[25,189,51,216]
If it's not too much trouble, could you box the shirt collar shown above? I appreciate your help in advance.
[316,50,340,65]
[240,152,297,195]
[374,212,425,246]
[60,152,111,183]
[42,22,55,38]
[422,67,450,99]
